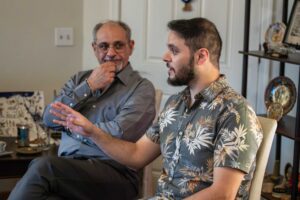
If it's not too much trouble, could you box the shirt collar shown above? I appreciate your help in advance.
[181,74,229,103]
[116,62,134,86]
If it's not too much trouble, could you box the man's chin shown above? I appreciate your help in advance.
[167,78,186,86]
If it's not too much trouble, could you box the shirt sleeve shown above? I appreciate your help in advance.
[145,94,176,144]
[43,72,92,129]
[145,120,161,144]
[214,102,263,174]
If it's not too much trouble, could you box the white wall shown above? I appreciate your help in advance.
[0,0,83,104]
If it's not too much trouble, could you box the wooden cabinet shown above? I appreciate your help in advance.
[240,0,299,199]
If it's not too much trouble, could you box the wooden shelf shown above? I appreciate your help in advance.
[261,192,280,200]
[239,51,300,65]
[277,115,300,141]
[262,192,300,200]
[258,115,300,141]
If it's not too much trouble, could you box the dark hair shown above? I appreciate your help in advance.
[167,18,222,68]
[92,20,132,42]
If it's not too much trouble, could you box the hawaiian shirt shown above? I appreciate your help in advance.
[146,75,263,200]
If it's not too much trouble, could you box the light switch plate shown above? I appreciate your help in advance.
[55,27,74,46]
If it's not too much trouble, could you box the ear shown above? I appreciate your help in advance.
[195,48,209,65]
[128,40,135,55]
[92,42,97,53]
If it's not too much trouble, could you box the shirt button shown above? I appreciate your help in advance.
[83,139,87,143]
[168,177,172,181]
[179,131,183,136]
[92,105,96,108]
[69,103,73,107]
[84,93,87,97]
[76,134,80,139]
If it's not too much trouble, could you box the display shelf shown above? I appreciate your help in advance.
[239,51,300,65]
[261,192,280,200]
[241,0,299,199]
[277,115,300,141]
[262,192,300,200]
[258,115,300,141]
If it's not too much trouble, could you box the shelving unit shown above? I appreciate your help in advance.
[240,0,300,200]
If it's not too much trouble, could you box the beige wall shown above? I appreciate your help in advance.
[0,0,83,104]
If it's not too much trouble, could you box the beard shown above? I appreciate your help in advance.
[167,56,195,86]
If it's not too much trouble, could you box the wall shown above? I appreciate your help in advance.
[0,0,83,104]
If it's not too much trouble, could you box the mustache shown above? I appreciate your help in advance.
[104,57,119,62]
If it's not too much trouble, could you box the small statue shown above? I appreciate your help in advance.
[272,163,293,198]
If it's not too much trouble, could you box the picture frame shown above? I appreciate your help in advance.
[283,0,300,49]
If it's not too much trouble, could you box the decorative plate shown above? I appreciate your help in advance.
[265,22,286,45]
[16,147,42,155]
[265,76,297,116]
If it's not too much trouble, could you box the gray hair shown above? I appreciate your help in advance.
[92,20,132,42]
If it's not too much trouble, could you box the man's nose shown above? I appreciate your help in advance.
[106,46,118,56]
[162,51,171,63]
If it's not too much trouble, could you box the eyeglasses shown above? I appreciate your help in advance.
[94,41,127,53]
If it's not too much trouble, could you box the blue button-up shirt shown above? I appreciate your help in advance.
[43,63,156,159]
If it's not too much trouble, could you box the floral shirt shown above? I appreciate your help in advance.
[146,75,263,200]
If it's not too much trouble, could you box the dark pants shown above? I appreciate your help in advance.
[8,156,138,200]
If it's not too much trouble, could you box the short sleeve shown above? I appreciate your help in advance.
[214,103,263,173]
[146,120,161,144]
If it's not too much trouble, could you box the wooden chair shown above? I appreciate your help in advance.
[140,89,162,199]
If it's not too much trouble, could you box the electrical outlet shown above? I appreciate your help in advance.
[55,27,74,46]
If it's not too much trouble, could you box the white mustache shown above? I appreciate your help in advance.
[104,56,115,61]
[103,57,123,73]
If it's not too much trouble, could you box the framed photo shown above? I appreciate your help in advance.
[283,0,300,49]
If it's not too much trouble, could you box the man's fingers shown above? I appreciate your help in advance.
[53,119,67,127]
[51,102,74,115]
[66,115,84,127]
[50,109,67,120]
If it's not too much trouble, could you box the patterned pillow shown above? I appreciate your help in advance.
[0,91,45,141]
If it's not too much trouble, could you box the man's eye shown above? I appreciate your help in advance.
[170,48,179,55]
[98,43,109,50]
[114,42,125,50]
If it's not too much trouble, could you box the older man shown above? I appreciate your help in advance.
[8,20,155,200]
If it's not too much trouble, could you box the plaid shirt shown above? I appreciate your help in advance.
[146,75,263,200]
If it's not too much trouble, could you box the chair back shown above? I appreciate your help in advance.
[249,116,277,200]
[141,89,163,198]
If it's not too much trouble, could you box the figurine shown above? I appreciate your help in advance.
[263,22,295,58]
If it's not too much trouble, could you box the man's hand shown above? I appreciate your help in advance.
[50,102,96,137]
[87,62,117,92]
